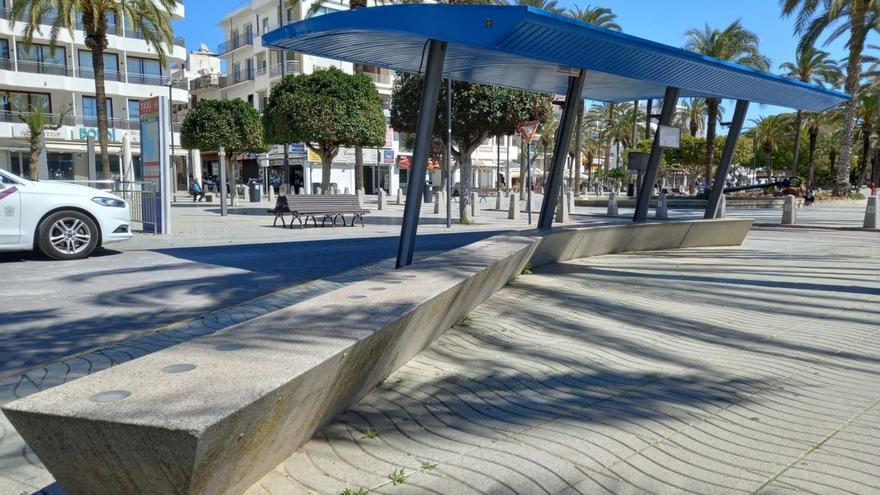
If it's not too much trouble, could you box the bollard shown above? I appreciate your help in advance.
[495,190,502,210]
[568,191,575,212]
[655,192,668,219]
[434,191,445,214]
[781,194,796,224]
[864,196,878,229]
[607,191,619,216]
[555,190,569,223]
[267,183,274,203]
[356,188,365,207]
[470,192,480,217]
[378,189,387,210]
[715,194,727,219]
[397,188,404,205]
[344,187,350,195]
[508,192,519,219]
[315,187,322,195]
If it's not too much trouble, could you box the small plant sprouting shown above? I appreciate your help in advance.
[388,468,408,485]
[376,378,386,388]
[361,427,379,439]
[521,262,533,275]
[340,489,368,495]
[459,314,472,327]
[420,460,438,471]
[459,217,473,225]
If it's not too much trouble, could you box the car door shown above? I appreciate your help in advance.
[0,178,22,246]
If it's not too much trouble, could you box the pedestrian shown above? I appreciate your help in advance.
[191,176,205,202]
[871,182,877,197]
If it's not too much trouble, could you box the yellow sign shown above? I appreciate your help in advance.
[307,148,320,162]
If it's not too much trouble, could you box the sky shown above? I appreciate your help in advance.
[172,0,879,125]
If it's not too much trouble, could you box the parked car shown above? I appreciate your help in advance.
[0,169,132,260]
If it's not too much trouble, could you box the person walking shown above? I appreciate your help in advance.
[871,182,877,197]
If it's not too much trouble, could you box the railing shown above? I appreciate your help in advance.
[173,36,185,47]
[362,70,392,85]
[126,72,170,86]
[190,73,227,90]
[77,67,123,81]
[0,7,12,19]
[269,61,301,77]
[16,60,72,77]
[230,67,255,84]
[0,110,76,125]
[0,57,12,70]
[216,32,253,54]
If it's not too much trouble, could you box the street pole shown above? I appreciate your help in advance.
[446,76,452,228]
[219,147,228,217]
[496,135,500,191]
[527,142,532,224]
[168,82,178,194]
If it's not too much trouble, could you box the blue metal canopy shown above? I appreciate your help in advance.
[262,4,848,112]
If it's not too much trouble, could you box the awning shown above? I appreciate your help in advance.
[263,4,849,111]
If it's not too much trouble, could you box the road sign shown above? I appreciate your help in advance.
[519,120,539,142]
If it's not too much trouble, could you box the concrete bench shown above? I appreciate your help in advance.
[3,219,753,495]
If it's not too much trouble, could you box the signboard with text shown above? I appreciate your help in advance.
[139,96,170,233]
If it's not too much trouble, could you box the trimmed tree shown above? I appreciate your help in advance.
[180,99,266,205]
[391,74,552,222]
[263,68,386,193]
[11,103,70,180]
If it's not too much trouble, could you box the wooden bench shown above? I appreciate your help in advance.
[267,195,291,227]
[287,195,369,228]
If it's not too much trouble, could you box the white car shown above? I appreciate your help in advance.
[0,169,133,260]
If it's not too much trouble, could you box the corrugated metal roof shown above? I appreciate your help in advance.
[262,4,848,111]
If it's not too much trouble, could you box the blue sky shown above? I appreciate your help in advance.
[173,0,878,124]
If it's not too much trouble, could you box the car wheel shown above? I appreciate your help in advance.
[37,211,99,260]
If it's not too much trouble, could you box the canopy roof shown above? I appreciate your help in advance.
[263,4,848,112]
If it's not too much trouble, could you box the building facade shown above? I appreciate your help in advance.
[0,0,188,183]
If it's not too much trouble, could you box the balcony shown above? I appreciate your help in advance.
[76,67,123,82]
[217,33,253,55]
[0,57,11,70]
[16,60,72,77]
[268,61,301,78]
[126,72,186,88]
[0,110,77,126]
[190,73,227,91]
[0,111,182,132]
[361,70,392,85]
[229,67,255,85]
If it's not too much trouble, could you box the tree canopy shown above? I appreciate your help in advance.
[263,67,386,190]
[181,99,266,156]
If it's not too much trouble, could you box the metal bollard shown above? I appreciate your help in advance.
[864,195,878,229]
[378,189,387,210]
[781,194,796,224]
[508,192,519,219]
[607,191,619,216]
[655,192,668,219]
[470,192,480,217]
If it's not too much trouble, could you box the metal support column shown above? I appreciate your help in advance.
[219,147,228,217]
[634,86,680,222]
[396,39,447,268]
[705,99,749,219]
[538,70,586,230]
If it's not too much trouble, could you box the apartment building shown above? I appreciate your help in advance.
[190,0,410,194]
[0,0,188,182]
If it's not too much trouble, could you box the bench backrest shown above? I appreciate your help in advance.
[288,194,366,213]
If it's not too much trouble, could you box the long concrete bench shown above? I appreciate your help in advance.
[2,218,752,495]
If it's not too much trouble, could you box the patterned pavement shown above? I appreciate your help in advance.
[246,227,880,495]
[0,254,438,494]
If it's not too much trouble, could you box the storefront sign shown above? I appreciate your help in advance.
[77,127,123,142]
[383,149,394,164]
[14,127,67,139]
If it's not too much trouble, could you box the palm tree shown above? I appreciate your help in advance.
[685,20,770,185]
[13,0,176,180]
[782,0,880,195]
[567,5,621,30]
[754,115,790,177]
[506,0,561,13]
[805,109,843,186]
[11,103,70,180]
[565,5,621,194]
[855,90,879,187]
[779,46,842,177]
[537,118,558,183]
[818,128,843,186]
[675,98,708,137]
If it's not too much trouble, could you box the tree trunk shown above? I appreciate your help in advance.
[871,148,880,187]
[857,124,870,189]
[808,126,818,187]
[604,103,614,171]
[574,101,583,195]
[519,140,528,197]
[459,152,472,223]
[354,146,364,192]
[92,44,111,179]
[321,154,332,192]
[705,98,719,186]
[29,133,40,180]
[542,147,548,185]
[829,151,837,184]
[227,157,237,206]
[644,99,652,140]
[631,99,638,150]
[835,8,866,196]
[791,110,803,178]
[689,118,698,137]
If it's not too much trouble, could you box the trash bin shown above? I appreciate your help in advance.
[249,180,261,203]
[626,182,635,197]
[423,183,434,203]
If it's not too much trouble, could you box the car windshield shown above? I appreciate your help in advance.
[0,170,25,185]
